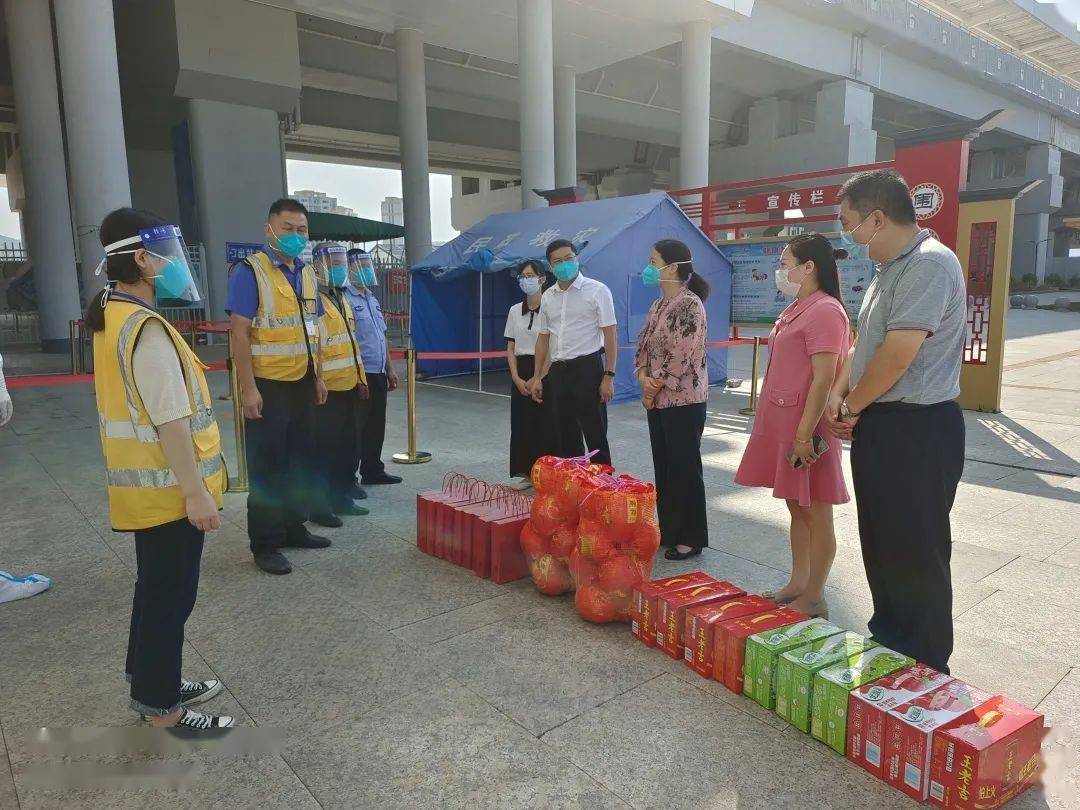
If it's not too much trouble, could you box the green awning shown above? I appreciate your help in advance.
[306,211,405,242]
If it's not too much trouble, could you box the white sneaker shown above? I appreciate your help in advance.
[507,477,532,491]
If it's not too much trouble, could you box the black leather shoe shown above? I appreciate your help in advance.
[361,472,402,486]
[664,546,703,561]
[253,551,292,575]
[309,513,343,529]
[333,501,370,517]
[348,483,368,500]
[285,529,332,548]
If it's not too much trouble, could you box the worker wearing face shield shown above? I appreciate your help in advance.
[309,243,371,526]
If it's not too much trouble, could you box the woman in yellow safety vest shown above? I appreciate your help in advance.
[85,207,232,731]
[309,242,370,526]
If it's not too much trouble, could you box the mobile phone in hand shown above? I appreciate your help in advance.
[787,435,829,468]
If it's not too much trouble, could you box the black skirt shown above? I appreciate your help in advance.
[510,354,560,478]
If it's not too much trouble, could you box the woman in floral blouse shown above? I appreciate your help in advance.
[635,239,711,560]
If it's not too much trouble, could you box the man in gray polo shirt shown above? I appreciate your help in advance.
[826,169,966,673]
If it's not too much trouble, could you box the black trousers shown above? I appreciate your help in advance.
[356,372,388,480]
[648,402,709,550]
[547,351,611,465]
[509,354,559,477]
[125,518,204,714]
[246,373,317,554]
[314,387,363,513]
[851,400,965,673]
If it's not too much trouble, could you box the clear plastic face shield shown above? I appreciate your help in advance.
[347,250,377,288]
[97,225,201,304]
[313,244,349,287]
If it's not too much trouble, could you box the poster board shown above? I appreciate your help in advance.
[718,235,874,326]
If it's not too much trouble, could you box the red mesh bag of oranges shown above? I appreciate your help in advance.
[521,454,612,596]
[573,474,660,623]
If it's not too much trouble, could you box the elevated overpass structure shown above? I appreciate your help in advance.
[0,0,1078,351]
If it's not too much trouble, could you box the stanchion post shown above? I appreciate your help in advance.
[392,346,432,465]
[227,353,249,492]
[69,320,79,374]
[738,336,761,416]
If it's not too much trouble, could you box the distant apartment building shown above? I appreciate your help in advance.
[292,189,356,217]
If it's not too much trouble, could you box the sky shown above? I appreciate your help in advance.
[286,159,458,244]
[0,159,459,246]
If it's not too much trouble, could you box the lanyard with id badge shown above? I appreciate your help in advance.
[289,269,319,369]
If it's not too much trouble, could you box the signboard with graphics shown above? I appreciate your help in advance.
[719,236,874,325]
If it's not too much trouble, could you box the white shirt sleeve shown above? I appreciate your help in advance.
[132,321,193,427]
[504,305,517,342]
[596,282,617,329]
[537,294,551,335]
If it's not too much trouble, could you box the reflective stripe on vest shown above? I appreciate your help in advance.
[93,300,225,532]
[106,455,224,489]
[246,251,319,381]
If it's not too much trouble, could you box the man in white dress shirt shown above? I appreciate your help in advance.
[529,239,617,465]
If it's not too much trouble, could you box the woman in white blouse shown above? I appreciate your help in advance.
[504,260,559,489]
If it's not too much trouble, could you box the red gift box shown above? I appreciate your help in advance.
[630,572,717,647]
[716,607,807,693]
[928,696,1046,809]
[469,491,531,578]
[883,680,995,801]
[847,664,953,780]
[684,595,777,679]
[655,581,745,660]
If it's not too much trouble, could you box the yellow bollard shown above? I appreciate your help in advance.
[392,347,432,465]
[738,337,761,416]
[227,354,250,492]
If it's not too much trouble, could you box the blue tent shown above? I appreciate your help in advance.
[410,192,732,403]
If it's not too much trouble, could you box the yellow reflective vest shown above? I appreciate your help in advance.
[318,290,367,392]
[93,299,225,532]
[245,250,319,381]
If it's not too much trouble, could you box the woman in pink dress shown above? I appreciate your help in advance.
[734,233,851,618]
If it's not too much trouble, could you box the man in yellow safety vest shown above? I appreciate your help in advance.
[226,198,330,575]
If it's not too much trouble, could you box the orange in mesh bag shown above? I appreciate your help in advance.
[529,553,574,595]
[571,474,659,623]
[530,456,561,494]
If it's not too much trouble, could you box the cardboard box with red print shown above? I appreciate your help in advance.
[630,572,717,647]
[716,607,807,694]
[683,595,777,679]
[883,680,995,801]
[847,664,954,780]
[655,581,745,659]
[927,696,1046,809]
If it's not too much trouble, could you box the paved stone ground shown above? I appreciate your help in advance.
[0,307,1077,809]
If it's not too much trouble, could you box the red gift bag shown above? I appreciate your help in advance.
[472,489,532,578]
[417,473,472,555]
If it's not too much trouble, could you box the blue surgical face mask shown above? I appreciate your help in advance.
[840,214,872,250]
[519,276,542,295]
[552,258,578,281]
[360,267,377,287]
[328,266,348,287]
[641,263,661,288]
[271,226,307,259]
[154,257,196,300]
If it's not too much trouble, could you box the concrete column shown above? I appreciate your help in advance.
[55,0,133,295]
[4,0,81,352]
[518,0,555,208]
[554,65,577,188]
[679,20,712,189]
[395,28,433,265]
[186,99,286,319]
[1013,144,1063,283]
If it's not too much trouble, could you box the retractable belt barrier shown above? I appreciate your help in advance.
[9,331,767,476]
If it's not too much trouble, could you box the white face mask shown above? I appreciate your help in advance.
[774,263,804,297]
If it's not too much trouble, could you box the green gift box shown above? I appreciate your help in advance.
[775,632,878,732]
[743,618,843,709]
